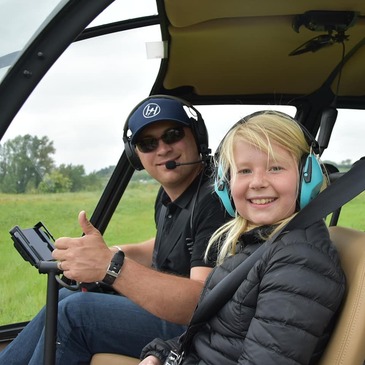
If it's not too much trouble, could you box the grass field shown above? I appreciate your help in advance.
[0,187,364,326]
[0,183,159,326]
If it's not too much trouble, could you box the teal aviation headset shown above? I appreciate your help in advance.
[214,111,324,217]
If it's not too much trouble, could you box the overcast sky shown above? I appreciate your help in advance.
[1,0,364,172]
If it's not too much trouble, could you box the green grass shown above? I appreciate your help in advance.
[0,188,364,326]
[0,184,159,326]
[328,192,365,229]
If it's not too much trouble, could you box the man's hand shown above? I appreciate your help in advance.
[52,211,113,282]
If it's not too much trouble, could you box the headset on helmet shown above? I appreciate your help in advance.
[123,95,210,171]
[214,111,324,217]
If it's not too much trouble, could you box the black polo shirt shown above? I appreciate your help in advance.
[152,168,229,277]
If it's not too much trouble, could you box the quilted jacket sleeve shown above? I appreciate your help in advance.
[140,337,179,363]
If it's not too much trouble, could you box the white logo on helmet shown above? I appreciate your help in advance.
[143,103,161,118]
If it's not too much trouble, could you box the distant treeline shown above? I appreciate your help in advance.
[0,134,354,194]
[0,134,155,194]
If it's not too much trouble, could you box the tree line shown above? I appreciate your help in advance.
[0,135,108,194]
[0,134,352,194]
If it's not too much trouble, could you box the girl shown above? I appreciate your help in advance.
[139,111,346,365]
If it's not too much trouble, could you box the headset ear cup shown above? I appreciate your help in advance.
[124,138,144,171]
[214,165,236,217]
[191,116,209,155]
[299,154,324,209]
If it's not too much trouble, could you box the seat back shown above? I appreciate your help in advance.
[319,226,365,365]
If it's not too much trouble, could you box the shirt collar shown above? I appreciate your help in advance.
[161,168,208,210]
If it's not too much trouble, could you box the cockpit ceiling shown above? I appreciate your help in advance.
[159,0,365,99]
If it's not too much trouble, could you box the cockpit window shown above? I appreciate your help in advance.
[0,0,158,83]
[0,0,69,82]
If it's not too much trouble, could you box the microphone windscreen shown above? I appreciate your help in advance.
[165,161,177,169]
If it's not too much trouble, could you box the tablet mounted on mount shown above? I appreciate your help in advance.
[10,222,56,268]
[9,222,75,365]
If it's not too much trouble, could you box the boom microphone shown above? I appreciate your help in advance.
[165,160,203,170]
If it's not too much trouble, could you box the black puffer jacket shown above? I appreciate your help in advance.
[141,220,346,365]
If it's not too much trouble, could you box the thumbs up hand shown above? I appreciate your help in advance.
[53,211,113,283]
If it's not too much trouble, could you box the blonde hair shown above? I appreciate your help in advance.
[206,111,318,264]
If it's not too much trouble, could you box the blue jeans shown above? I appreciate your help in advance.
[0,288,186,365]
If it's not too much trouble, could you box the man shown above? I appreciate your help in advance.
[0,95,228,364]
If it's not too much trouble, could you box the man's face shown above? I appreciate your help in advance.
[135,121,202,192]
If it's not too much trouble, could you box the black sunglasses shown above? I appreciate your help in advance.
[135,127,186,153]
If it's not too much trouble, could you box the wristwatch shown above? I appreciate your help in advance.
[102,250,125,285]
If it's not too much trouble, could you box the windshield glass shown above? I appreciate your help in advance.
[0,0,68,82]
[0,14,161,325]
[0,0,158,83]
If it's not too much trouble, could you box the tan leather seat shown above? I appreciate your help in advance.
[319,226,365,365]
[91,226,365,365]
[90,353,139,365]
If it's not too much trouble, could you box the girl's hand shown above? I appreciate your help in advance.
[139,355,162,365]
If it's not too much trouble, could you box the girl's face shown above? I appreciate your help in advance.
[230,139,298,226]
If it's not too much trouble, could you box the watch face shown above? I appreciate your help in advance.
[102,251,125,285]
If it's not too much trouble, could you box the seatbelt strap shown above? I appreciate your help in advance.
[288,157,365,231]
[179,158,365,352]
